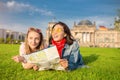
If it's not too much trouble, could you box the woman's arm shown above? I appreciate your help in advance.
[21,63,35,69]
[68,41,84,70]
[12,43,39,70]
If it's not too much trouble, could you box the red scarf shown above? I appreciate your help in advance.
[52,38,66,58]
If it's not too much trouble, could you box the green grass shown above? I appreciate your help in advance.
[0,44,120,80]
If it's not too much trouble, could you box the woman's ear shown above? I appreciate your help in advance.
[64,34,67,37]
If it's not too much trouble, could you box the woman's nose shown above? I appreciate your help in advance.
[31,39,36,43]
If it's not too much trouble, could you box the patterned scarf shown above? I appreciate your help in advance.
[52,38,66,58]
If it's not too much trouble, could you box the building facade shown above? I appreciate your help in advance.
[46,19,120,48]
[46,22,56,45]
[0,28,25,43]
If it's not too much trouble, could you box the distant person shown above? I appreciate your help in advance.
[49,21,84,70]
[12,27,44,71]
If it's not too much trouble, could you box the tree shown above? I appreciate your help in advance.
[114,9,120,31]
[117,9,120,18]
[0,38,4,43]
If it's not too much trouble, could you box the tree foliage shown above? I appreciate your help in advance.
[117,9,120,18]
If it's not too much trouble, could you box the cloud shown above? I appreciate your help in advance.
[58,16,115,29]
[0,19,49,36]
[7,1,14,7]
[87,16,115,28]
[0,1,53,16]
[0,23,28,33]
[0,15,115,37]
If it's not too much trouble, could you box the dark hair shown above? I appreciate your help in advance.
[49,21,75,45]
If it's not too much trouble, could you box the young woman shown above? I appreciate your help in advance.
[12,27,44,70]
[49,21,84,70]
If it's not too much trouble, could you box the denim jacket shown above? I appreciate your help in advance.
[49,41,84,70]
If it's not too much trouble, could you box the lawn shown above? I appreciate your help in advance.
[0,44,120,80]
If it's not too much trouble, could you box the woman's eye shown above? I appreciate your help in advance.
[57,28,62,32]
[35,37,40,40]
[29,37,33,39]
[52,28,63,33]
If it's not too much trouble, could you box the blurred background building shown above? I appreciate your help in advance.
[1,18,120,47]
[0,29,25,44]
[46,19,120,48]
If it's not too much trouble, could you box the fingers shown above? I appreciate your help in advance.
[19,56,25,62]
[12,55,25,63]
[12,55,18,59]
[33,65,39,71]
[59,59,68,68]
[12,56,20,62]
[60,59,68,64]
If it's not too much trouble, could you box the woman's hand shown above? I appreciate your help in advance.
[12,55,26,63]
[33,65,39,71]
[59,59,68,69]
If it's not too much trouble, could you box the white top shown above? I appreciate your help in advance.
[19,42,26,56]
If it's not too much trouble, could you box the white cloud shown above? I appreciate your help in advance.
[58,16,115,29]
[0,20,49,36]
[0,1,116,36]
[0,1,53,16]
[87,16,115,28]
[0,23,27,33]
[0,15,115,38]
[7,1,15,7]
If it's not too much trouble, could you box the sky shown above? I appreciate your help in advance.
[0,0,120,36]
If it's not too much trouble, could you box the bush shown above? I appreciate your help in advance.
[0,38,4,43]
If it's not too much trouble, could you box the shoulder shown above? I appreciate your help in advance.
[19,42,25,55]
[71,40,79,48]
[20,42,25,48]
[70,40,80,51]
[65,40,79,51]
[73,40,79,46]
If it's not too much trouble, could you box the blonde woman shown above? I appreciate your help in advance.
[12,27,44,70]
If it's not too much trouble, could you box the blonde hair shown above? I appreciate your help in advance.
[24,27,44,54]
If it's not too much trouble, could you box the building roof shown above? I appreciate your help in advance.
[78,20,93,25]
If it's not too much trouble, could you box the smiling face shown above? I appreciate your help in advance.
[27,31,40,51]
[52,24,66,42]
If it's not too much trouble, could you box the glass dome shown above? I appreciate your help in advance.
[78,20,93,25]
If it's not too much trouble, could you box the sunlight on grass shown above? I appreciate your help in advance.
[0,44,120,80]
